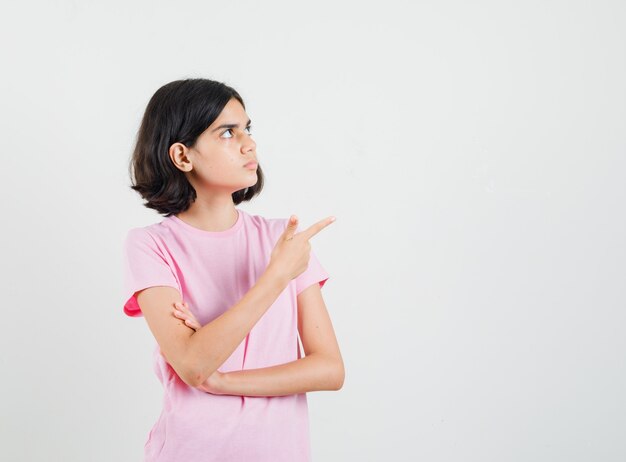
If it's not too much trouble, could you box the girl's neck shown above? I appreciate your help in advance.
[175,201,239,233]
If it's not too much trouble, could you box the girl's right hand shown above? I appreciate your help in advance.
[268,214,336,282]
[173,301,202,331]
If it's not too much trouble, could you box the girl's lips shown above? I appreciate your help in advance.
[244,162,258,169]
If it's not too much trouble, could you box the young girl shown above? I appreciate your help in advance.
[122,78,343,462]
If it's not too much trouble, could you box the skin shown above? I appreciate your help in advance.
[162,98,344,396]
[169,97,259,232]
[173,279,344,396]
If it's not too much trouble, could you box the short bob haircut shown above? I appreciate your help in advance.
[128,78,264,216]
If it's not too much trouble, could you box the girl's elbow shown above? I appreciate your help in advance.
[174,362,202,388]
[184,370,205,388]
[331,360,345,390]
[177,356,209,388]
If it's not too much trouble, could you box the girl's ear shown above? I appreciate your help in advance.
[169,142,193,172]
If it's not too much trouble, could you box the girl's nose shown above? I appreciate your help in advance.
[241,133,256,154]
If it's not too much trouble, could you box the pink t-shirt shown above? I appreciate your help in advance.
[122,208,329,462]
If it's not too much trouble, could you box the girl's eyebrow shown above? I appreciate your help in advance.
[212,119,252,132]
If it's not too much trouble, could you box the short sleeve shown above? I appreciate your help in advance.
[295,249,330,296]
[122,228,181,317]
[290,219,330,296]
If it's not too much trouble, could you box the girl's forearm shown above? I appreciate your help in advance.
[184,267,289,387]
[218,354,344,397]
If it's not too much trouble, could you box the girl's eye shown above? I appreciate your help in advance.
[245,126,252,135]
[221,126,253,139]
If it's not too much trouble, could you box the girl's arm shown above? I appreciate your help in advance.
[175,283,344,396]
[146,215,334,389]
[141,265,289,388]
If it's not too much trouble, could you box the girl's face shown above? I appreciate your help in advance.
[175,98,258,195]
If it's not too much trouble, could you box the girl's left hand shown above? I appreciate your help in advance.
[173,301,202,331]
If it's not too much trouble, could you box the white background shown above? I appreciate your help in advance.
[1,1,625,461]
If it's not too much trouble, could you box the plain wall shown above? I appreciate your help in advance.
[0,0,624,460]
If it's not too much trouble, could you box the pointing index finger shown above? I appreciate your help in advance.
[299,216,336,240]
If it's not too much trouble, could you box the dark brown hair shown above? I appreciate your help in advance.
[128,78,264,216]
